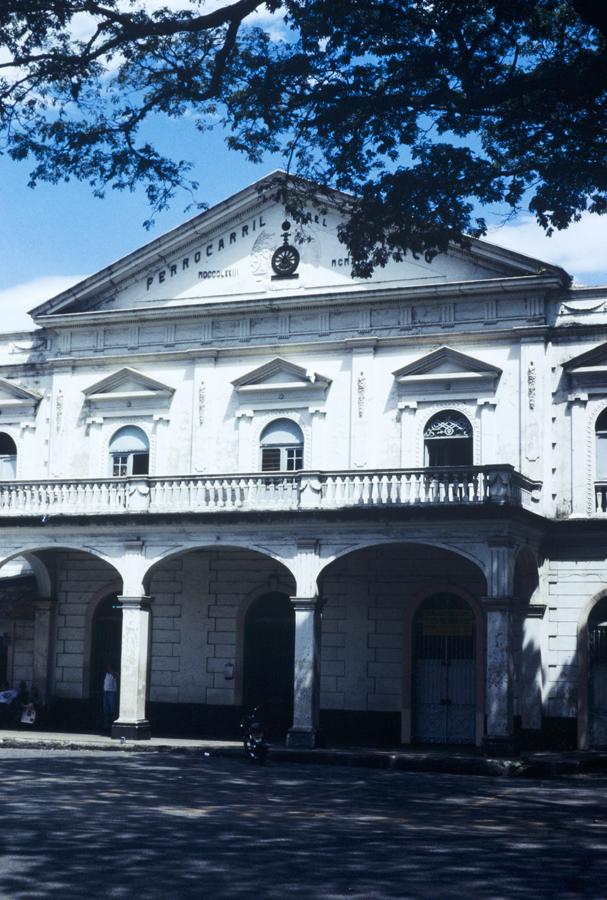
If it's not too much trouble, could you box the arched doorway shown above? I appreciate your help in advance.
[424,410,473,466]
[243,592,294,738]
[589,596,607,747]
[90,594,122,725]
[413,592,476,744]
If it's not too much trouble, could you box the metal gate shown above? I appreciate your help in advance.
[414,593,476,744]
[589,598,607,747]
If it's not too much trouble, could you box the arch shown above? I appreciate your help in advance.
[233,571,297,706]
[242,591,294,737]
[403,583,485,746]
[82,576,124,704]
[318,537,488,588]
[318,543,486,747]
[89,592,123,727]
[142,541,296,593]
[109,424,149,476]
[596,408,607,480]
[423,409,473,467]
[0,432,17,480]
[250,409,312,472]
[0,544,124,577]
[259,417,304,472]
[579,589,607,749]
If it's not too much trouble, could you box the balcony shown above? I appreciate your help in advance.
[0,466,541,518]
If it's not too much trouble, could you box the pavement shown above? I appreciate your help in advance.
[0,726,606,777]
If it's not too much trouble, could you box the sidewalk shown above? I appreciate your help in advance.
[1,727,607,777]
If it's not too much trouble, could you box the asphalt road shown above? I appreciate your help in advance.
[0,749,604,899]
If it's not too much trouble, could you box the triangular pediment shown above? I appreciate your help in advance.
[0,377,41,415]
[393,346,501,398]
[83,367,174,404]
[28,172,569,324]
[563,342,607,392]
[232,358,331,394]
[564,342,607,374]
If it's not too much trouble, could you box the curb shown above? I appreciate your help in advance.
[1,734,606,779]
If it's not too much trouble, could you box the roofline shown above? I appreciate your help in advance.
[29,174,571,320]
[30,170,349,319]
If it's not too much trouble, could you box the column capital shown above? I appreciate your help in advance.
[116,595,152,611]
[289,595,324,612]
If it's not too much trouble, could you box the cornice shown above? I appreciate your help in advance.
[32,273,564,329]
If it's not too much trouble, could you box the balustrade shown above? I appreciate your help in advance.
[0,466,539,518]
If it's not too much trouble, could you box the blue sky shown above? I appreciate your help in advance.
[1,103,606,334]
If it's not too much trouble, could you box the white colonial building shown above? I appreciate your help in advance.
[0,172,606,750]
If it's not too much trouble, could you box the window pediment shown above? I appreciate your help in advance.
[564,343,607,394]
[393,346,501,399]
[83,367,174,416]
[0,378,41,418]
[232,357,331,408]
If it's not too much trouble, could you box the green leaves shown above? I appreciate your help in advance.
[0,1,605,264]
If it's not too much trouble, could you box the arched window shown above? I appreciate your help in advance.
[424,410,473,467]
[596,409,607,480]
[109,426,149,477]
[0,433,17,479]
[260,419,303,472]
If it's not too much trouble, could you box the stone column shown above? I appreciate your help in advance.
[484,599,514,754]
[112,596,152,740]
[32,598,55,701]
[286,597,323,748]
[520,604,546,731]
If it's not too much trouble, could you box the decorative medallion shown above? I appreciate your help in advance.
[527,362,536,410]
[198,381,206,425]
[357,372,366,418]
[271,221,300,280]
[55,389,64,432]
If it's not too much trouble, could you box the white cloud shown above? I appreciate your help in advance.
[0,276,86,334]
[488,213,607,284]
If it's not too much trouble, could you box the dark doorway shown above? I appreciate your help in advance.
[589,597,607,747]
[90,595,122,726]
[413,593,476,744]
[243,592,294,738]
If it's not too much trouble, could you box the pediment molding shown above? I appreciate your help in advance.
[0,378,41,417]
[564,342,607,394]
[233,357,331,395]
[393,346,501,399]
[231,357,331,413]
[83,367,174,415]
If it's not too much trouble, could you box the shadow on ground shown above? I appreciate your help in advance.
[0,750,605,899]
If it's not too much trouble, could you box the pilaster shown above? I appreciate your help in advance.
[32,598,56,701]
[568,393,589,515]
[520,604,546,731]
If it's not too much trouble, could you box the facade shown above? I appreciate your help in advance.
[0,172,606,750]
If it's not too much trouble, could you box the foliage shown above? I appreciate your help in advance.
[0,1,606,273]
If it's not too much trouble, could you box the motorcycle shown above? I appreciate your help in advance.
[240,706,268,764]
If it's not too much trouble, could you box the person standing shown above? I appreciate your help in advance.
[102,667,118,731]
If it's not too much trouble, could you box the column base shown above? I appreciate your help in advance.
[482,735,519,757]
[286,727,320,749]
[111,720,151,740]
